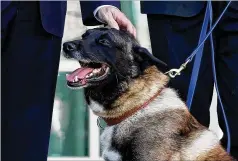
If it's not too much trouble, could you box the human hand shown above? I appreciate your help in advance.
[96,6,136,37]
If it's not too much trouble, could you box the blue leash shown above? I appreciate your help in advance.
[186,3,210,109]
[165,1,232,153]
[208,1,231,153]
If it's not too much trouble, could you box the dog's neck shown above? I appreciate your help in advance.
[93,66,169,124]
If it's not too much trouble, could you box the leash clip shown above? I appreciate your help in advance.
[165,60,189,78]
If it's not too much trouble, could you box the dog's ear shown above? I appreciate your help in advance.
[133,46,168,72]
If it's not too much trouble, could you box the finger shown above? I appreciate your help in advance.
[113,11,131,28]
[119,19,135,36]
[113,12,136,37]
[101,12,120,30]
[106,15,120,30]
[130,23,136,38]
[132,27,137,38]
[126,24,136,37]
[125,21,137,38]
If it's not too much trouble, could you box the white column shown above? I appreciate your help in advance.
[89,109,101,160]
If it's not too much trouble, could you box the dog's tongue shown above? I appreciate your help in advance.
[66,67,94,83]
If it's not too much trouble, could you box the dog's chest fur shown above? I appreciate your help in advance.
[98,88,220,161]
[99,88,184,161]
[88,67,231,161]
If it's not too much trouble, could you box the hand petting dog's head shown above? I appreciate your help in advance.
[63,28,167,106]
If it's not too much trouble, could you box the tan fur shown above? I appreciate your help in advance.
[196,145,233,161]
[180,110,205,135]
[96,66,233,161]
[65,28,233,160]
[93,66,169,118]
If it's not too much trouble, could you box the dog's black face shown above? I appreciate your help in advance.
[63,28,167,106]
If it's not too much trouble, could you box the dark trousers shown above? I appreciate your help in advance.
[147,2,238,158]
[1,2,62,161]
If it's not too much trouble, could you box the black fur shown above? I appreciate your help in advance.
[63,28,168,108]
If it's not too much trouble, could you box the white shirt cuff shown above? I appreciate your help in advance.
[93,5,119,24]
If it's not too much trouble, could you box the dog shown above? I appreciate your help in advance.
[63,28,233,161]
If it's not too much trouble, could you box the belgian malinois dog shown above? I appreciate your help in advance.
[63,28,233,161]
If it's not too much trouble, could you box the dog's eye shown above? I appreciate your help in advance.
[98,39,111,46]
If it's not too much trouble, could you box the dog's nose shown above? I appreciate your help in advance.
[63,42,77,52]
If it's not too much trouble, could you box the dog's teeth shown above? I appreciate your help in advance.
[93,68,102,73]
[93,69,99,73]
[85,72,94,78]
[74,76,78,82]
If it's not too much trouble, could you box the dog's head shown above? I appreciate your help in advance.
[63,28,167,106]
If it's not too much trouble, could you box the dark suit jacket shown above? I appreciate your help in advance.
[141,1,205,17]
[141,1,238,17]
[0,1,212,38]
[1,1,67,37]
[2,1,238,37]
[80,1,205,24]
[80,1,238,25]
[80,1,206,24]
[1,1,120,37]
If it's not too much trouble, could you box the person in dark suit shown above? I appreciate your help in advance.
[90,1,238,158]
[1,1,119,161]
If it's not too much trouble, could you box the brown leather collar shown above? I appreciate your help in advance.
[103,88,164,126]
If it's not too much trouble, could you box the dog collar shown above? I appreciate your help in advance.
[102,88,164,126]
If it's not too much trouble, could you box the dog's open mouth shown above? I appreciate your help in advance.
[66,62,110,89]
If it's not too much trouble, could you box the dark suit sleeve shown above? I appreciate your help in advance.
[1,1,12,11]
[80,1,121,26]
[1,1,17,35]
